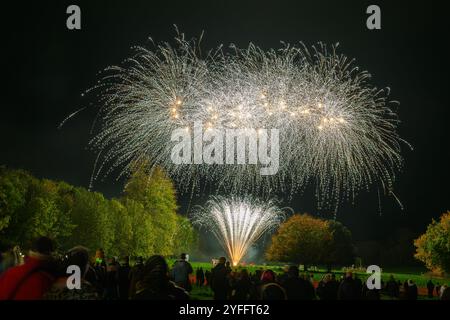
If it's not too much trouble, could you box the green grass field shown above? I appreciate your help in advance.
[186,261,450,286]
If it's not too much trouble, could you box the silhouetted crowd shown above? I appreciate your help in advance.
[206,258,449,301]
[1,237,450,300]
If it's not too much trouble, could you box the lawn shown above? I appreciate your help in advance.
[186,261,449,285]
[168,260,450,300]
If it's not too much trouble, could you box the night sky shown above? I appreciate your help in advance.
[2,0,449,243]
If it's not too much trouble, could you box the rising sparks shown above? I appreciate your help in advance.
[193,196,285,266]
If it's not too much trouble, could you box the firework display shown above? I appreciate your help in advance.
[81,33,407,209]
[193,196,285,266]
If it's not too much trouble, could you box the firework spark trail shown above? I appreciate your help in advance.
[78,32,410,210]
[193,196,285,266]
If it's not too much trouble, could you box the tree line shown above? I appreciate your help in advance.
[1,163,448,274]
[0,165,197,258]
[265,212,450,275]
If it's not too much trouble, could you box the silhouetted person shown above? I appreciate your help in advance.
[0,236,57,300]
[309,273,315,285]
[93,249,107,295]
[211,257,230,300]
[338,272,356,300]
[204,269,212,286]
[227,270,237,298]
[327,274,339,299]
[260,269,276,285]
[85,263,103,296]
[133,255,189,300]
[252,269,263,287]
[196,267,205,287]
[277,265,289,285]
[118,256,131,300]
[281,265,315,300]
[104,257,119,299]
[404,279,418,300]
[232,269,252,300]
[362,279,381,300]
[316,274,337,300]
[45,246,98,300]
[353,274,363,299]
[0,246,22,275]
[260,283,287,300]
[385,275,399,298]
[435,283,441,297]
[440,285,450,300]
[129,256,144,299]
[171,253,193,291]
[427,279,435,298]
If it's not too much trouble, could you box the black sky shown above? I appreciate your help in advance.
[2,0,449,242]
